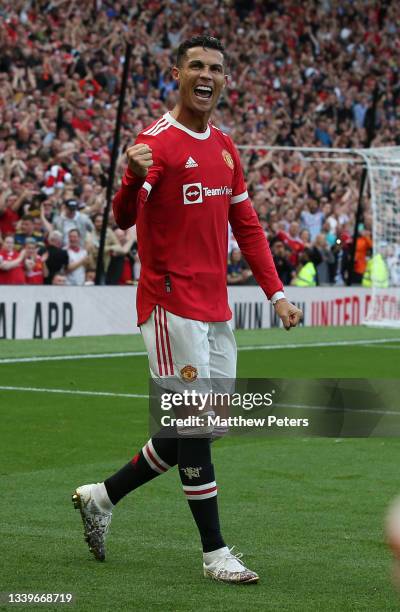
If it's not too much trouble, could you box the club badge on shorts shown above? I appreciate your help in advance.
[222,149,234,170]
[180,365,198,382]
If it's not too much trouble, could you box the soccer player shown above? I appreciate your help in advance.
[72,35,302,584]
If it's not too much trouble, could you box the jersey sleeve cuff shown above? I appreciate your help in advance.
[123,168,146,187]
[270,291,286,305]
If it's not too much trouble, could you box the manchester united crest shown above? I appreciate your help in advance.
[181,466,202,479]
[222,149,234,170]
[180,365,198,382]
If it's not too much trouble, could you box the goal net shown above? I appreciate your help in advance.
[360,147,400,327]
[235,144,400,328]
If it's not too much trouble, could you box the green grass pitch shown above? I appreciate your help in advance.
[1,326,400,611]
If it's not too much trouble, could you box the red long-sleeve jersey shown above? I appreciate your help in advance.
[113,112,283,325]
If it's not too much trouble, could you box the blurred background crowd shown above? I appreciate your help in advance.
[0,0,399,287]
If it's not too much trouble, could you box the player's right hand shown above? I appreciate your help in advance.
[126,143,153,178]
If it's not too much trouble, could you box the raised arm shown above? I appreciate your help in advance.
[112,135,163,230]
[112,144,149,229]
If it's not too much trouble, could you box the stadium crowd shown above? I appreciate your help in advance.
[0,0,398,286]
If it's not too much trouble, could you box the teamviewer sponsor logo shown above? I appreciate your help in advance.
[183,183,203,205]
[203,186,233,196]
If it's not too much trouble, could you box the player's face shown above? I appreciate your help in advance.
[174,47,227,115]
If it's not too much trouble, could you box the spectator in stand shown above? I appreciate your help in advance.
[86,213,120,277]
[322,220,337,247]
[0,0,399,286]
[329,238,350,286]
[43,230,69,285]
[227,248,254,285]
[24,238,44,284]
[292,249,317,288]
[337,223,353,251]
[52,273,67,286]
[105,228,137,285]
[387,246,400,287]
[274,221,304,267]
[0,235,25,284]
[299,229,312,250]
[41,199,57,227]
[314,118,333,147]
[0,192,19,238]
[272,241,295,286]
[14,215,44,250]
[362,251,389,289]
[311,233,334,286]
[300,199,325,242]
[71,107,93,133]
[353,94,369,129]
[84,269,96,286]
[353,226,373,284]
[44,199,94,247]
[66,229,89,286]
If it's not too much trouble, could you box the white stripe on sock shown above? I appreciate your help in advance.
[147,439,171,471]
[142,443,164,474]
[184,489,217,501]
[183,481,217,492]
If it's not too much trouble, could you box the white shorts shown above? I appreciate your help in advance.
[141,305,237,392]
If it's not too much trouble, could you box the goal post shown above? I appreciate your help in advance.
[359,147,400,327]
[236,144,400,327]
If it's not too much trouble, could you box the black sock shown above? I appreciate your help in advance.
[104,436,178,505]
[178,438,225,553]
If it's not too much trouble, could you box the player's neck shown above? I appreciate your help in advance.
[170,105,210,133]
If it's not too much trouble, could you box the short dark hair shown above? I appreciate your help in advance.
[176,35,225,67]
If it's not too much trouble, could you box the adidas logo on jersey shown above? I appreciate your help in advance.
[185,156,198,168]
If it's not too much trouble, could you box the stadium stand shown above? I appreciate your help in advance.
[0,0,398,285]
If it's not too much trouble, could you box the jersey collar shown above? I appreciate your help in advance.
[164,112,210,140]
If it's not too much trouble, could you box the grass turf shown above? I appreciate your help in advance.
[1,326,400,611]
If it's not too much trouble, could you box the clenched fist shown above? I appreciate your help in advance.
[126,143,153,178]
[274,298,303,330]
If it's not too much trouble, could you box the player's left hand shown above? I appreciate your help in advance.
[273,298,303,330]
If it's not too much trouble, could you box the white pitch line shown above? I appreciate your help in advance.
[362,344,400,350]
[0,386,398,417]
[0,351,147,364]
[0,337,399,365]
[275,402,400,417]
[0,385,148,399]
[237,337,400,352]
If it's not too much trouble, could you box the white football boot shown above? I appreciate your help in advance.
[203,546,259,584]
[72,483,113,561]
